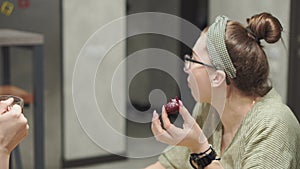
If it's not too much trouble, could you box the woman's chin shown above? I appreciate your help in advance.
[191,92,200,102]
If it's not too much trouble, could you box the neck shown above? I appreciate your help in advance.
[211,87,257,134]
[222,95,255,133]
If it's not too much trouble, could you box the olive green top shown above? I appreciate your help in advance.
[158,89,300,169]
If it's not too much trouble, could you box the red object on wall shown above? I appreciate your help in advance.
[18,0,30,9]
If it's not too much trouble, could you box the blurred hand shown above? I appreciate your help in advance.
[151,100,209,153]
[0,98,29,155]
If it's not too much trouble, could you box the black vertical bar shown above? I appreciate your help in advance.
[32,45,44,169]
[179,0,209,57]
[287,0,300,121]
[9,156,12,169]
[2,46,10,85]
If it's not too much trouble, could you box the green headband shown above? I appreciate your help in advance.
[207,15,237,78]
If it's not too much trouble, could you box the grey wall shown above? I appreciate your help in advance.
[209,0,290,102]
[0,0,61,168]
[62,0,126,164]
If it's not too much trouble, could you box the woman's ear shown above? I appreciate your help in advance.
[210,70,226,87]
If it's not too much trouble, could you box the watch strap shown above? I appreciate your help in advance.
[189,145,220,169]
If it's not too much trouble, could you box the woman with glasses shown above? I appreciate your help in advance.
[146,12,300,169]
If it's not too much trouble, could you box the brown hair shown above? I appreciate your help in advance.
[225,12,283,97]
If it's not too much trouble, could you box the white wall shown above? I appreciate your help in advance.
[63,0,126,162]
[209,0,290,102]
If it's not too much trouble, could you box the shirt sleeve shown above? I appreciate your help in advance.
[158,146,193,169]
[241,112,299,169]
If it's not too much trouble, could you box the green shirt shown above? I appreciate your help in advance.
[158,89,300,169]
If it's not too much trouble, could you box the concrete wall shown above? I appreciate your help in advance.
[62,0,126,163]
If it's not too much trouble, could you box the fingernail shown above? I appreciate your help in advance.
[179,100,183,106]
[153,110,158,120]
[12,104,20,109]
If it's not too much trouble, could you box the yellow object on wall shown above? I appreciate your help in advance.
[1,1,14,16]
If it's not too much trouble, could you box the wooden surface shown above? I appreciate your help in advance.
[0,85,33,104]
[0,29,44,46]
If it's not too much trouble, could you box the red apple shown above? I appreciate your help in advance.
[164,96,179,114]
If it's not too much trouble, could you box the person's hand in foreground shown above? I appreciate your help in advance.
[0,98,29,169]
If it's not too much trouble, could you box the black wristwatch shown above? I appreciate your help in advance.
[189,145,220,169]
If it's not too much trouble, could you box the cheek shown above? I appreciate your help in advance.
[190,69,211,102]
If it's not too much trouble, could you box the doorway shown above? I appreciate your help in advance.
[126,0,209,138]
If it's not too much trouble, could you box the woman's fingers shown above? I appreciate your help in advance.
[0,98,14,114]
[178,100,195,125]
[151,101,207,149]
[151,110,162,133]
[161,106,172,129]
[151,110,173,144]
[8,105,22,118]
[161,106,183,137]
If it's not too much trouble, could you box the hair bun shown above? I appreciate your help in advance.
[246,12,283,43]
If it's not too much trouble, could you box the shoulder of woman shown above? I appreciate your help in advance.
[250,88,297,123]
[253,99,296,125]
[243,100,299,144]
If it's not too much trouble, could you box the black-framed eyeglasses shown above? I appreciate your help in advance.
[184,54,215,71]
[184,53,232,85]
